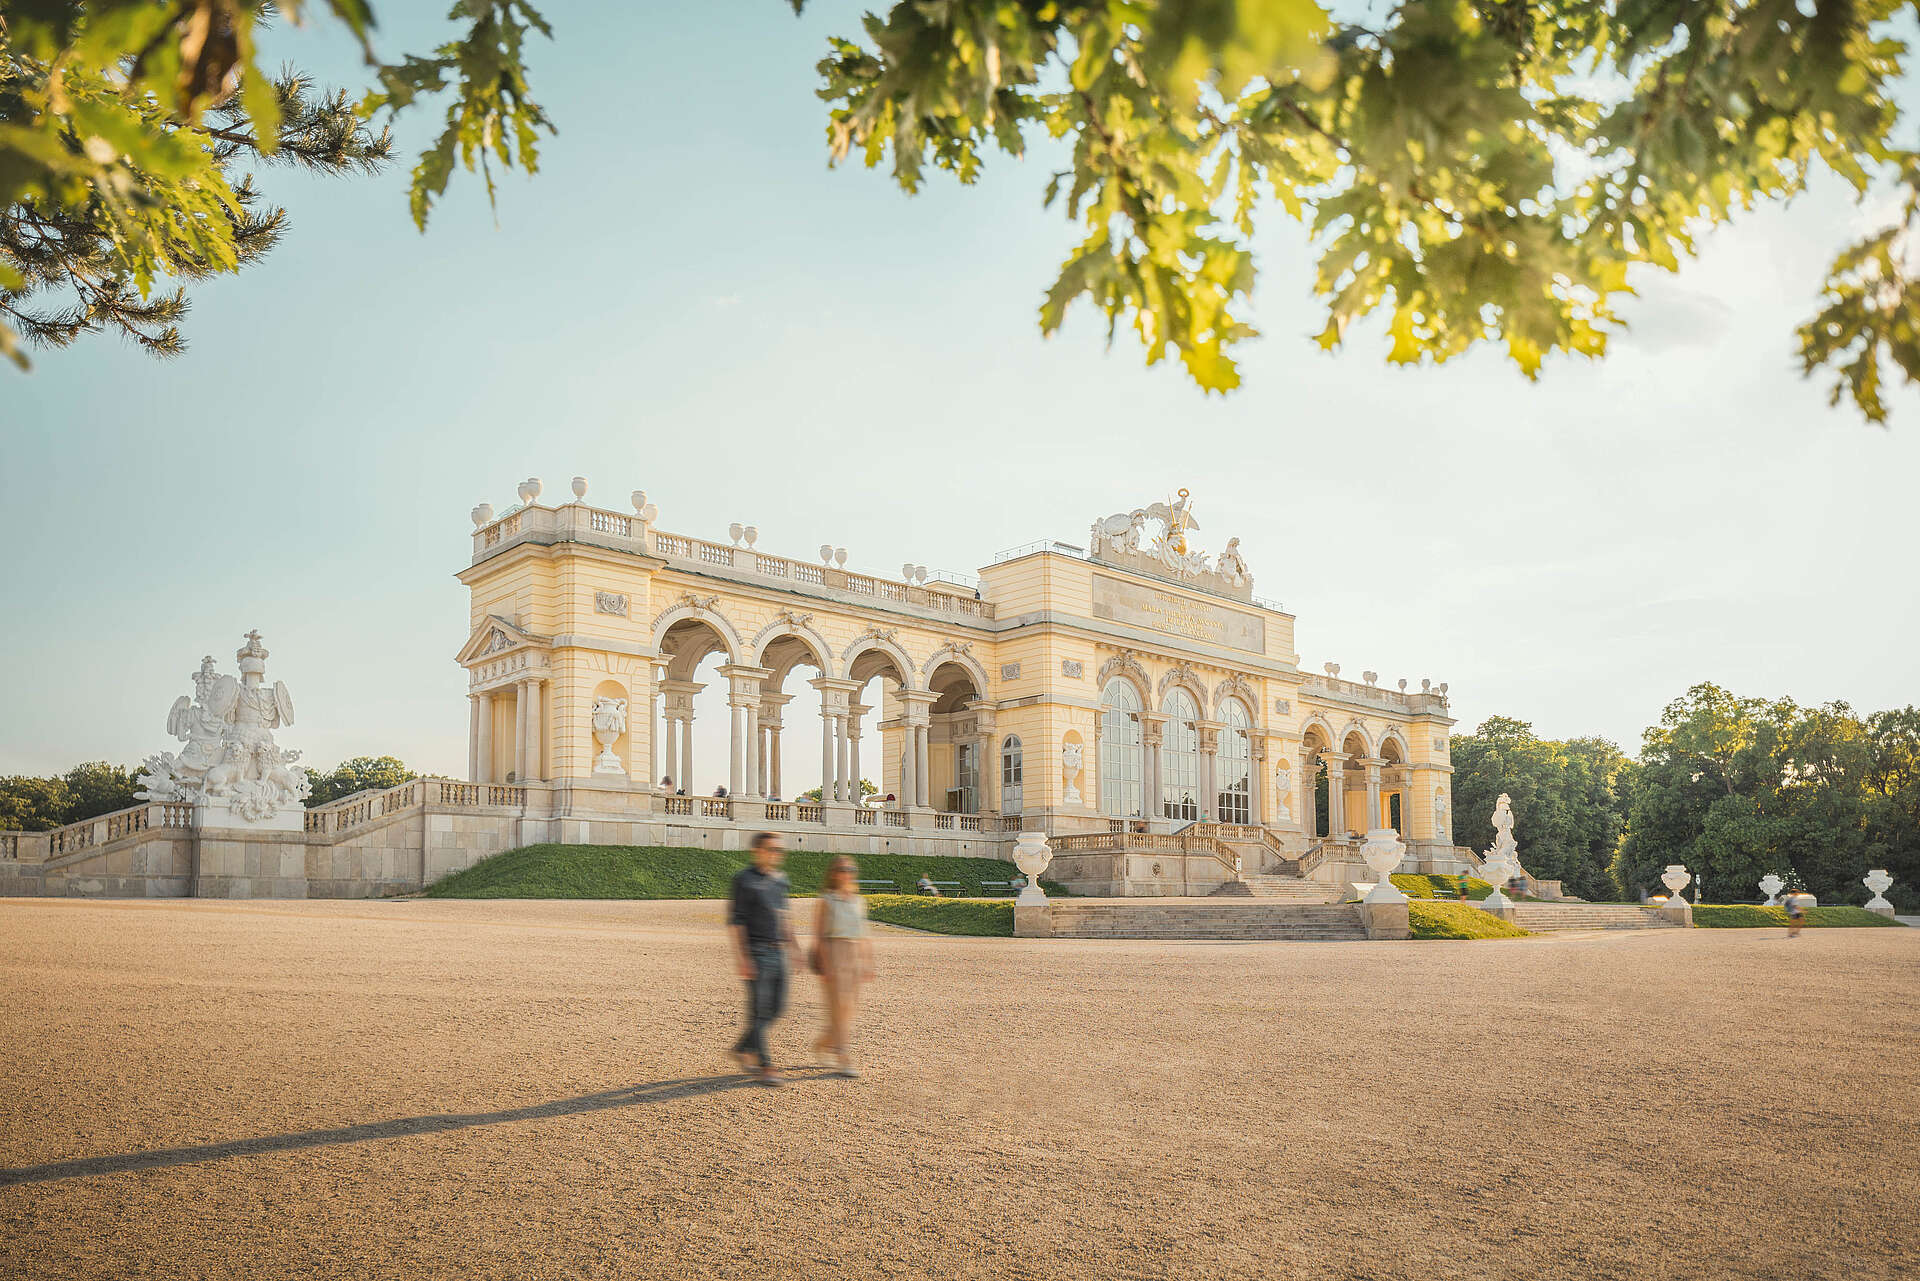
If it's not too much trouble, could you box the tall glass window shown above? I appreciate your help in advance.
[1098,680,1143,817]
[1001,735,1024,814]
[955,741,979,813]
[1218,699,1252,825]
[1161,689,1200,821]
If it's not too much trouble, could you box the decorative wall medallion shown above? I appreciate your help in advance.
[1157,660,1202,699]
[772,609,814,629]
[1097,650,1150,694]
[1062,660,1083,679]
[1433,736,1448,752]
[595,592,628,617]
[1001,662,1021,681]
[652,592,720,625]
[1273,698,1291,715]
[485,629,514,654]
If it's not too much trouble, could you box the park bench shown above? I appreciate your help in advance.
[856,879,896,893]
[926,880,964,896]
[973,880,1021,896]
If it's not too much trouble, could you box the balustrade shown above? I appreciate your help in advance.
[700,798,733,819]
[0,833,15,860]
[884,810,909,828]
[796,804,824,823]
[854,809,876,826]
[664,796,695,816]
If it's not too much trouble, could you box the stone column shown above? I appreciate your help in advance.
[717,665,771,800]
[916,723,932,808]
[1363,758,1383,830]
[1197,724,1221,822]
[744,703,761,798]
[728,702,747,796]
[513,682,529,782]
[526,678,544,782]
[848,702,868,805]
[820,708,836,800]
[1325,753,1348,836]
[468,695,482,781]
[679,717,692,793]
[770,727,783,798]
[1250,738,1265,826]
[1141,713,1167,821]
[470,691,487,783]
[897,719,915,805]
[646,662,663,789]
[835,713,852,801]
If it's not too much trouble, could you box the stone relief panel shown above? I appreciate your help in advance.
[595,591,628,617]
[1061,660,1083,679]
[1001,663,1021,681]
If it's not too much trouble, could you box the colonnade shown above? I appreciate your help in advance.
[1134,714,1260,824]
[469,677,546,783]
[1300,751,1411,838]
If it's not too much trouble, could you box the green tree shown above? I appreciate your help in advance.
[0,773,74,831]
[1448,717,1626,901]
[59,760,140,821]
[5,1,1918,422]
[304,755,416,806]
[798,778,879,803]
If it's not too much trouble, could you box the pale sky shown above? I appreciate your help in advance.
[2,3,1916,794]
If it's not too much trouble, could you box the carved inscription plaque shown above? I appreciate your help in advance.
[1092,575,1265,653]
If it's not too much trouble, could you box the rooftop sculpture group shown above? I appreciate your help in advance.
[1089,489,1254,592]
[136,631,310,823]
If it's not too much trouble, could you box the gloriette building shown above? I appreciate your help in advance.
[453,482,1467,896]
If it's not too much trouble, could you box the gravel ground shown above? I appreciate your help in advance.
[2,897,1915,1281]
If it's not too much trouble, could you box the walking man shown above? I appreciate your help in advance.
[729,832,796,1086]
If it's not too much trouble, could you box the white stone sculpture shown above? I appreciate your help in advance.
[1479,792,1523,909]
[729,522,745,546]
[470,503,493,527]
[571,476,588,502]
[1274,765,1293,821]
[1215,537,1250,586]
[1864,869,1895,915]
[591,697,629,775]
[518,477,542,505]
[1661,864,1691,902]
[137,631,311,826]
[1013,832,1053,905]
[1757,872,1784,906]
[630,490,659,522]
[1434,789,1450,831]
[1360,828,1408,903]
[1062,741,1084,806]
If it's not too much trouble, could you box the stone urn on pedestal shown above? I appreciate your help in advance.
[1359,829,1408,903]
[590,697,629,776]
[1661,864,1691,901]
[1013,832,1053,906]
[1864,869,1896,917]
[1758,873,1784,907]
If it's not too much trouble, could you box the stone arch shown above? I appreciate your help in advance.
[1339,720,1375,758]
[842,628,917,688]
[1157,661,1208,713]
[749,613,834,677]
[651,595,743,669]
[1377,727,1411,762]
[1096,651,1151,706]
[920,642,991,699]
[1214,673,1258,721]
[1299,714,1339,752]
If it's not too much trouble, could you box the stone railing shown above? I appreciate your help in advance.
[853,809,876,826]
[1298,673,1449,716]
[301,778,532,837]
[797,804,824,823]
[474,504,995,620]
[3,801,196,865]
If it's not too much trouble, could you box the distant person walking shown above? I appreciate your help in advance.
[728,832,796,1086]
[1455,872,1471,901]
[810,855,875,1078]
[1785,890,1812,939]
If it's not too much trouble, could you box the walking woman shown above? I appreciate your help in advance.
[811,855,875,1077]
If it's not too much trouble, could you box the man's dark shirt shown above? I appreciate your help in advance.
[730,864,788,946]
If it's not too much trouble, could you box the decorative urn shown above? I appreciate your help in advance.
[1013,832,1053,905]
[1864,869,1895,914]
[571,476,588,502]
[470,502,493,528]
[1359,828,1408,903]
[1757,873,1784,906]
[1661,864,1691,902]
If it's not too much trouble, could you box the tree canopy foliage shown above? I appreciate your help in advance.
[303,754,416,805]
[0,760,139,830]
[3,0,1916,420]
[1450,685,1920,908]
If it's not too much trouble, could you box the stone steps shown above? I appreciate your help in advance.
[1048,903,1369,941]
[1507,905,1682,931]
[1209,875,1339,903]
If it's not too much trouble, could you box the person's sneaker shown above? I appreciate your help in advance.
[728,1049,753,1074]
[838,1066,862,1079]
[756,1069,784,1087]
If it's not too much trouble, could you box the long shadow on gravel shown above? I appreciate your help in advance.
[1,1072,829,1186]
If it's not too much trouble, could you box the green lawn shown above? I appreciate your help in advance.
[1407,900,1531,940]
[424,843,1058,900]
[1692,904,1905,929]
[865,895,1013,936]
[1392,873,1496,902]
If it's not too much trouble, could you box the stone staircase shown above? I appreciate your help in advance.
[1507,903,1684,932]
[1046,902,1370,941]
[1209,874,1341,903]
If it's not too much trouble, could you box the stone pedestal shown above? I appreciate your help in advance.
[1658,901,1693,927]
[1014,903,1053,937]
[1867,904,1896,919]
[1356,899,1411,940]
[194,800,304,832]
[1478,898,1518,924]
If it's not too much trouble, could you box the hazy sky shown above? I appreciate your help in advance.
[3,3,1916,793]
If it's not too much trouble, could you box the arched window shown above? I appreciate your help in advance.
[1218,699,1251,825]
[1098,680,1143,817]
[1001,735,1024,814]
[1161,688,1199,821]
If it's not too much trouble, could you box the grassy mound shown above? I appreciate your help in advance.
[1693,904,1904,929]
[1408,901,1531,939]
[865,895,1013,936]
[424,843,1056,900]
[1393,873,1496,902]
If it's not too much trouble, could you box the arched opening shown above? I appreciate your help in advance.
[1161,688,1200,821]
[1001,735,1024,815]
[1379,735,1407,834]
[927,660,984,813]
[657,617,734,796]
[848,645,912,807]
[1300,722,1333,838]
[1340,729,1372,837]
[755,630,831,802]
[1218,699,1252,825]
[1098,679,1143,817]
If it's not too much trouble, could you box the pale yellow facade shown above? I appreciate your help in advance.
[453,490,1462,894]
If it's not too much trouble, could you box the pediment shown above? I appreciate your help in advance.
[456,615,550,665]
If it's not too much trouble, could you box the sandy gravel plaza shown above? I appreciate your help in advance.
[2,897,1915,1280]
